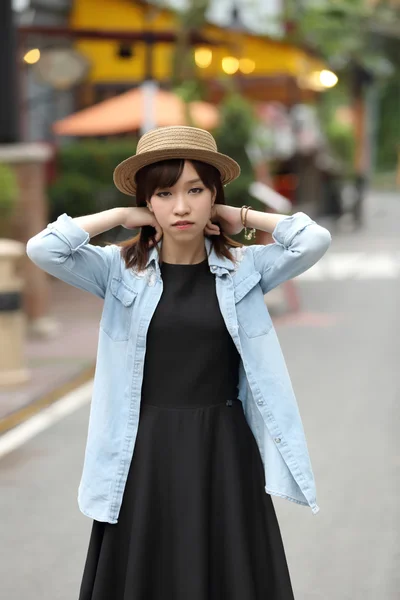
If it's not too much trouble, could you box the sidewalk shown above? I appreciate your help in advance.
[0,279,102,434]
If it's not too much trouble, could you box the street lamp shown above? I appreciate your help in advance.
[195,47,213,69]
[319,70,338,89]
[221,5,256,77]
[298,69,339,92]
[239,58,255,75]
[222,56,239,75]
[23,48,40,64]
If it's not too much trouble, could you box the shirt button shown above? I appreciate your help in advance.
[257,400,264,406]
[274,438,281,444]
[211,266,217,272]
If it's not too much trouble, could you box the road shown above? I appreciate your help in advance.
[1,191,399,600]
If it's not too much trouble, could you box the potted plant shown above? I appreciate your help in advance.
[0,162,18,238]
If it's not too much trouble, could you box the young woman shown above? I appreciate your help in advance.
[27,126,331,599]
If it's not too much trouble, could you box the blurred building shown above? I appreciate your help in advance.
[14,0,75,141]
[16,0,330,142]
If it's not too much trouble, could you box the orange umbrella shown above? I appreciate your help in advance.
[53,87,219,136]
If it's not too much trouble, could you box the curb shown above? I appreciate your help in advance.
[0,364,95,436]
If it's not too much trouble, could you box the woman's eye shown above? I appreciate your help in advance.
[189,187,204,194]
[156,191,171,198]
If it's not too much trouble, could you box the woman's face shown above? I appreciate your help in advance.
[148,161,215,241]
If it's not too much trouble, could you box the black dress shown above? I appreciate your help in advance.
[79,259,294,600]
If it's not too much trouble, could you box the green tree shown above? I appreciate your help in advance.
[214,93,264,227]
[286,0,400,219]
[376,77,400,171]
[0,163,18,221]
[171,0,210,91]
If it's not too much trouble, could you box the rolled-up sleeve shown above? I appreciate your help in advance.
[26,213,116,299]
[250,212,331,294]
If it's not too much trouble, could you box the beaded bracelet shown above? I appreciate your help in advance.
[240,205,256,241]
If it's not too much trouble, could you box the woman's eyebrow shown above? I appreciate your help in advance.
[156,178,202,190]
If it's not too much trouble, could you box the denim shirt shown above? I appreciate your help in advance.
[26,212,331,523]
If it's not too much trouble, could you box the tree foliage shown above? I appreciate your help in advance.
[214,93,263,216]
[171,0,210,88]
[0,163,18,220]
[288,0,399,80]
[289,0,400,173]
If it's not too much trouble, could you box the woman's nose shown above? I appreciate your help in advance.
[173,195,190,214]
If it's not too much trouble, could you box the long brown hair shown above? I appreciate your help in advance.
[118,159,242,271]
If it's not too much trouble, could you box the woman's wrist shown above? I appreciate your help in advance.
[116,207,133,228]
[244,208,286,234]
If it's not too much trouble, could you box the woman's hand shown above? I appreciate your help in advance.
[121,207,163,246]
[205,205,243,237]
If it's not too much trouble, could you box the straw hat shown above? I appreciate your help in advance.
[113,126,241,196]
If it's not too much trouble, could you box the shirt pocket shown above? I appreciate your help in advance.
[234,271,272,338]
[100,277,137,341]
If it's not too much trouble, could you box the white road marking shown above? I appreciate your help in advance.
[0,380,93,460]
[297,253,400,281]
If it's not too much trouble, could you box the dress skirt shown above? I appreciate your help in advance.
[78,259,294,600]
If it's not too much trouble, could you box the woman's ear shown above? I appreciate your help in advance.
[147,203,153,212]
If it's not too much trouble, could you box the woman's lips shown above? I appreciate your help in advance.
[173,222,194,230]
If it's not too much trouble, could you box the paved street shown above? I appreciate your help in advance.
[1,191,399,600]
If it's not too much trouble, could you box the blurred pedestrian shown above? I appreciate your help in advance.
[26,126,331,600]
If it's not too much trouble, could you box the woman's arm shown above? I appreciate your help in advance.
[244,210,286,234]
[250,211,332,294]
[26,208,145,298]
[71,207,130,238]
[211,205,331,293]
[211,205,287,236]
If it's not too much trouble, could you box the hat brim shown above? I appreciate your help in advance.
[113,148,241,196]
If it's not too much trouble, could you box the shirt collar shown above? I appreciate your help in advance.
[145,237,235,272]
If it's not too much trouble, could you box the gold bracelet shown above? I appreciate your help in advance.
[240,205,249,228]
[241,205,256,241]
